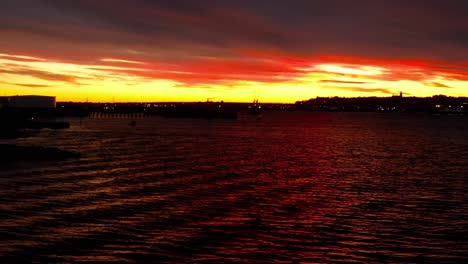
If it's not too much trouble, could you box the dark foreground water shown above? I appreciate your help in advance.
[1,112,467,263]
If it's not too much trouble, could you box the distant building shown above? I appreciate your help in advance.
[2,95,56,109]
[392,91,403,98]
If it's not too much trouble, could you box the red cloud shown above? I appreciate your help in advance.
[2,48,468,88]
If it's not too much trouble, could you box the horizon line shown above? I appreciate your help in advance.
[54,94,468,104]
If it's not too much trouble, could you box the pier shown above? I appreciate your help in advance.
[89,112,145,119]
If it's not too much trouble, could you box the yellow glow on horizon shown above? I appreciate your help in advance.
[1,53,467,103]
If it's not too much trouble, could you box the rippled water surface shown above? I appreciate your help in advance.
[1,112,467,263]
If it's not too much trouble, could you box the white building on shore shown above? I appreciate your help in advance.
[0,95,56,109]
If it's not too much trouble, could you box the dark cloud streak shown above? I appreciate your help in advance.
[6,83,52,88]
[1,0,467,61]
[0,68,80,83]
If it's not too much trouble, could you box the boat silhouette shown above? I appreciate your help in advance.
[248,98,262,116]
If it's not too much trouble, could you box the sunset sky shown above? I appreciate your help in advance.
[1,0,468,102]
